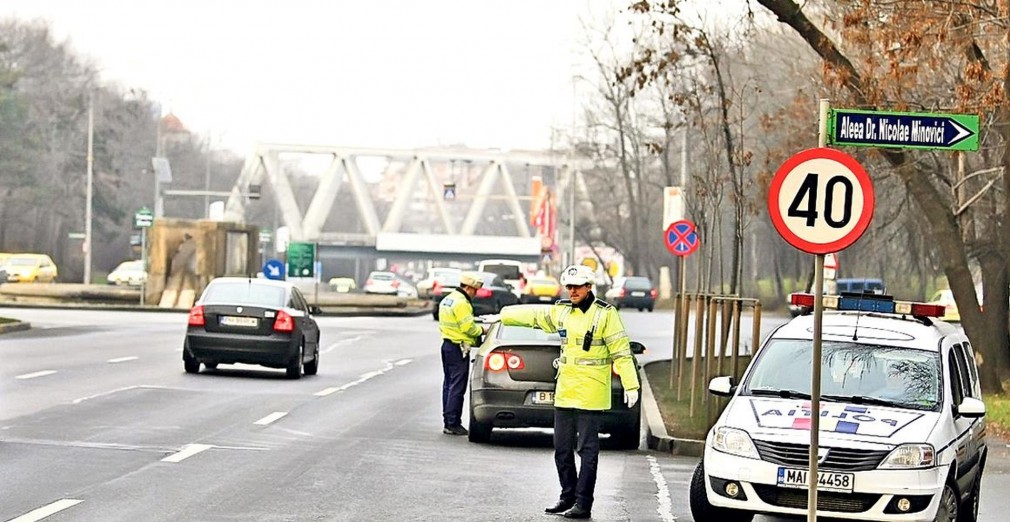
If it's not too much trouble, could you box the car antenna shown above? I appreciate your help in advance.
[852,291,864,341]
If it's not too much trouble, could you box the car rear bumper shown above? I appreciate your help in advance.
[470,388,638,431]
[185,331,297,367]
[616,296,655,308]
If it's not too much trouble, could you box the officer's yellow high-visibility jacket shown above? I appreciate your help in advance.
[438,288,483,346]
[502,295,640,410]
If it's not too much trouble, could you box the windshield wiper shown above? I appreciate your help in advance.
[821,394,905,409]
[748,388,812,400]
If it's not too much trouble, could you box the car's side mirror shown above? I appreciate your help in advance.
[308,305,322,315]
[956,397,986,418]
[629,341,646,355]
[709,376,736,397]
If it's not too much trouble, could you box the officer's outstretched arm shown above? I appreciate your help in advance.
[501,305,558,333]
[604,311,640,391]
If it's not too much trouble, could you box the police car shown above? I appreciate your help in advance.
[691,293,987,522]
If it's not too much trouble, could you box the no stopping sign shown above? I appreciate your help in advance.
[768,147,874,254]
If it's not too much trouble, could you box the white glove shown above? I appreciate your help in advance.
[624,389,639,408]
[482,314,501,323]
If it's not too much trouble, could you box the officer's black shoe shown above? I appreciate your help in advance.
[561,505,592,519]
[442,425,468,436]
[544,500,575,514]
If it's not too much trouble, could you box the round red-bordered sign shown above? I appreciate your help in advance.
[664,220,700,257]
[768,147,874,254]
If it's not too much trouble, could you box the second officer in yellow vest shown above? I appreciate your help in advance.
[501,264,640,519]
[437,272,487,436]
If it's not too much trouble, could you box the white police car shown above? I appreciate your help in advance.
[691,293,987,522]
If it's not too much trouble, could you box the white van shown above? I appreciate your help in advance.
[692,293,987,522]
[477,259,525,298]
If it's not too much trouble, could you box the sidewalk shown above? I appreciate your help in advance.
[640,362,705,457]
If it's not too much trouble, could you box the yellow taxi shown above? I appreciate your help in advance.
[519,275,562,304]
[4,253,59,283]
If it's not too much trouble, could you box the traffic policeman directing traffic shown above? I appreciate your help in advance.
[500,264,640,519]
[437,272,487,436]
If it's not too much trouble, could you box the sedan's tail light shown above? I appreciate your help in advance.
[650,288,658,298]
[365,279,373,287]
[619,288,626,298]
[273,310,295,332]
[188,305,205,326]
[476,288,492,298]
[485,351,525,372]
[392,280,400,288]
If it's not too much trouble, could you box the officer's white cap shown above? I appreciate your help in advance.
[560,264,595,286]
[460,272,484,289]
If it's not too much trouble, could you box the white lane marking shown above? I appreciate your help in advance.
[73,385,141,404]
[15,370,57,380]
[253,411,288,426]
[161,443,213,463]
[313,359,409,397]
[107,356,139,363]
[646,455,677,521]
[8,498,83,522]
[321,335,363,355]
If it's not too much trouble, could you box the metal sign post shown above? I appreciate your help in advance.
[664,220,701,394]
[134,207,154,306]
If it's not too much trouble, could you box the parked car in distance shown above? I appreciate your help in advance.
[788,279,839,317]
[363,271,417,298]
[519,275,562,304]
[604,276,657,311]
[4,253,58,283]
[328,277,356,293]
[467,307,645,448]
[107,260,147,286]
[478,259,526,298]
[183,277,321,379]
[416,267,461,298]
[927,285,985,323]
[836,277,886,295]
[431,271,519,320]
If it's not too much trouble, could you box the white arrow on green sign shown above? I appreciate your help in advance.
[829,108,979,151]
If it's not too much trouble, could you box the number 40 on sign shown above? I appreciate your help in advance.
[768,147,875,254]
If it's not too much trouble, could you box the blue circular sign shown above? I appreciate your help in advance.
[263,259,286,280]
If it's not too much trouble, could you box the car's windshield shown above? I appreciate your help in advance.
[201,281,287,307]
[744,339,941,411]
[117,261,142,270]
[7,257,39,266]
[482,264,521,280]
[498,324,562,342]
[624,278,652,290]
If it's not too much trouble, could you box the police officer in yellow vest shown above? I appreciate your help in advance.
[438,272,487,436]
[501,264,640,519]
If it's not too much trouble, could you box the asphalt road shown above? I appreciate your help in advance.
[1,307,1008,521]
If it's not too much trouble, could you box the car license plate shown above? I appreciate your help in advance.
[631,291,645,297]
[220,316,258,327]
[538,296,553,302]
[531,391,555,405]
[776,468,854,493]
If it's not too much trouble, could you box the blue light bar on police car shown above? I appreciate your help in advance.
[789,293,946,317]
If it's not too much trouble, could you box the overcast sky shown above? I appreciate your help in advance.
[1,0,639,155]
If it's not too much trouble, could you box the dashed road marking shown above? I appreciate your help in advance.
[646,455,677,521]
[253,411,288,426]
[313,359,411,397]
[8,498,83,521]
[321,335,363,355]
[161,443,213,463]
[107,356,139,363]
[15,370,57,380]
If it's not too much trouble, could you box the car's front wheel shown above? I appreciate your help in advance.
[286,341,303,380]
[935,482,958,521]
[689,461,753,522]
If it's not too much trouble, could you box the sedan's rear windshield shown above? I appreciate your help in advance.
[623,277,652,290]
[498,325,561,342]
[201,282,287,307]
[483,264,521,280]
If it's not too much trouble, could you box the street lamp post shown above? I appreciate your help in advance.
[84,94,94,284]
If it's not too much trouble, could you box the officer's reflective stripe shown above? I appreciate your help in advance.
[559,356,612,366]
[604,331,629,344]
[589,338,605,346]
[609,349,632,358]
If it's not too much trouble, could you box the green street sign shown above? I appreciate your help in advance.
[286,242,315,278]
[134,207,154,228]
[829,108,979,151]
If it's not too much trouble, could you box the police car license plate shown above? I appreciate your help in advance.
[220,316,258,327]
[776,468,854,493]
[631,291,645,297]
[531,391,555,404]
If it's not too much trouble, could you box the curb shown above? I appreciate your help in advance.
[641,361,706,457]
[0,320,31,334]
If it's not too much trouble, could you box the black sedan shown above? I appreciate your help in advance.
[431,271,519,320]
[467,305,644,449]
[183,277,321,379]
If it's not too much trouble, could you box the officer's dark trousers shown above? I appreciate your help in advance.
[554,407,602,509]
[441,339,468,428]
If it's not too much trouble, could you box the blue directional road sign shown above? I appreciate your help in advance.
[829,108,979,151]
[664,219,700,257]
[263,259,285,280]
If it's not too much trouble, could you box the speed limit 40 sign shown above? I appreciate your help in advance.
[768,147,874,254]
